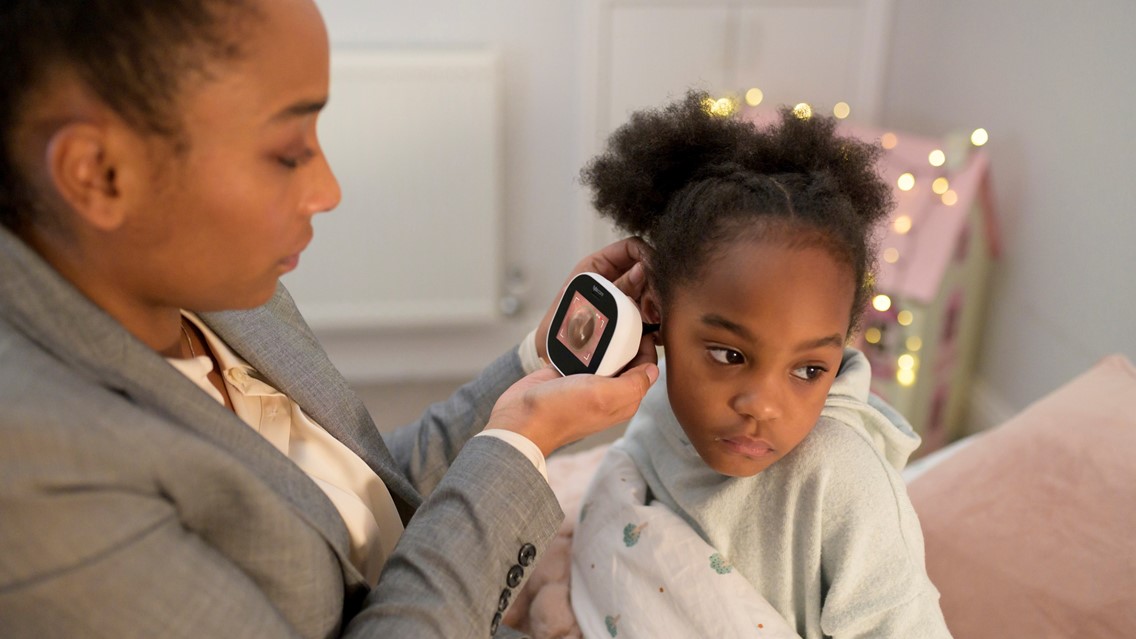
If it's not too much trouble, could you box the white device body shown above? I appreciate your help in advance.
[546,272,643,377]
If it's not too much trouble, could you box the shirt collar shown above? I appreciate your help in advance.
[181,311,282,398]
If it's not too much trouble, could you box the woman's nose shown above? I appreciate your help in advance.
[305,146,341,215]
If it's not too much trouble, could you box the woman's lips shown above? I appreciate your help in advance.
[720,436,775,459]
[279,235,311,273]
[279,254,300,272]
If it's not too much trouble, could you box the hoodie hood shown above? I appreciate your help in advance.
[822,348,921,471]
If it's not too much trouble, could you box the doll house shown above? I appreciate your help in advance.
[845,123,999,455]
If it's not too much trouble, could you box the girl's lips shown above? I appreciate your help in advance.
[720,436,775,459]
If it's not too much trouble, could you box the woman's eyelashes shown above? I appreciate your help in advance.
[276,147,315,169]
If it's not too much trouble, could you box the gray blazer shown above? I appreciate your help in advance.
[0,226,562,638]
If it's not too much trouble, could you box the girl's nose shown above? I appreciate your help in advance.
[730,378,783,422]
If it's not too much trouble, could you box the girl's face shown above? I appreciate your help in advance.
[658,238,856,477]
[115,0,340,313]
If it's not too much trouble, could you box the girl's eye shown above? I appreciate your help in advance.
[708,347,745,365]
[791,365,827,382]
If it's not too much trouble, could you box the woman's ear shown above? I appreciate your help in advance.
[45,121,134,232]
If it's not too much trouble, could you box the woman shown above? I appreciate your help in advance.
[0,1,657,637]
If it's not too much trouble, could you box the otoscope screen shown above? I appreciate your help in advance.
[555,292,609,365]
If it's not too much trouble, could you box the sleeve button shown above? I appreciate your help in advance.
[498,588,511,612]
[518,542,537,566]
[490,611,502,635]
[506,564,524,588]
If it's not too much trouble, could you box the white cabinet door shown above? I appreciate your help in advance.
[284,49,504,331]
[582,0,893,247]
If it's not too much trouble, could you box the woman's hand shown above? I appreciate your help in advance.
[488,362,658,457]
[496,237,659,456]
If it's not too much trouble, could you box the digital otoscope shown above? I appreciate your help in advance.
[545,272,646,377]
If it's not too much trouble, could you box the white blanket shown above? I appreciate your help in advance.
[571,447,801,639]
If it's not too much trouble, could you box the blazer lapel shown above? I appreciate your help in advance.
[202,285,424,520]
[0,227,360,578]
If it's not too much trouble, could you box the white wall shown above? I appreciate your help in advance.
[312,1,591,393]
[314,1,593,430]
[882,0,1136,422]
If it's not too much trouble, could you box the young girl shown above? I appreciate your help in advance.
[570,92,952,638]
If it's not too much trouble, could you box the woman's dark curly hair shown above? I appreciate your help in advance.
[581,90,893,334]
[0,0,256,232]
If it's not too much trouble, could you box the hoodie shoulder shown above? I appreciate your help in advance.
[822,349,922,471]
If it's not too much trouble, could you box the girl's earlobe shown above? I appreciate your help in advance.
[638,288,664,346]
[639,289,662,325]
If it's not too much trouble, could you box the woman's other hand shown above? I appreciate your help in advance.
[488,362,658,457]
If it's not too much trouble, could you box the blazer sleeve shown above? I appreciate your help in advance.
[382,348,528,497]
[0,494,305,639]
[346,435,564,639]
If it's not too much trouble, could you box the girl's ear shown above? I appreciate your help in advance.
[639,286,662,325]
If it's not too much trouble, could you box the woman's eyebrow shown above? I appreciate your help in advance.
[271,97,327,122]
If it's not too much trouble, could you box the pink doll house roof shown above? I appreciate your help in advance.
[847,123,999,305]
[742,109,999,305]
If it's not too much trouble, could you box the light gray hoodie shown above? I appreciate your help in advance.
[615,348,952,639]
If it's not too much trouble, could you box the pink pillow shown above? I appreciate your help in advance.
[907,355,1136,638]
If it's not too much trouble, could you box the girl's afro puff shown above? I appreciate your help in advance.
[580,89,893,332]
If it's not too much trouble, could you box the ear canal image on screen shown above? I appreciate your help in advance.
[556,292,609,365]
[566,309,596,350]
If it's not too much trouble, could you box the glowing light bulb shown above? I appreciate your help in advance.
[897,310,914,326]
[893,215,912,234]
[703,97,737,117]
[865,327,882,344]
[932,177,950,195]
[906,336,923,352]
[745,88,764,106]
[897,368,916,387]
[883,247,899,264]
[833,102,851,119]
[898,353,917,370]
[928,149,946,167]
[897,173,915,192]
[872,294,892,312]
[971,128,989,146]
[941,189,959,206]
[792,103,813,119]
[881,133,898,150]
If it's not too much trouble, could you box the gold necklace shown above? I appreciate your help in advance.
[180,322,197,359]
